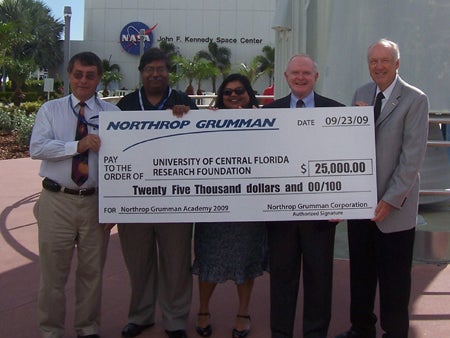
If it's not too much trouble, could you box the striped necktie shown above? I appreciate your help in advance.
[71,102,89,186]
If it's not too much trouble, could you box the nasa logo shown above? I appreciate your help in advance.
[120,22,158,55]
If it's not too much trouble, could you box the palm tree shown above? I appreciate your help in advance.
[159,40,177,57]
[0,0,64,71]
[0,22,30,99]
[0,0,64,104]
[101,57,122,97]
[254,45,275,85]
[239,59,264,86]
[194,60,219,94]
[173,55,201,95]
[195,41,231,92]
[159,40,179,73]
[8,58,35,105]
[168,71,183,88]
[0,22,14,67]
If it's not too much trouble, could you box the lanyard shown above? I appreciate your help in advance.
[138,87,172,111]
[69,95,100,129]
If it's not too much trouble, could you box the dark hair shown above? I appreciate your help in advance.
[138,47,170,71]
[215,73,259,108]
[67,51,103,75]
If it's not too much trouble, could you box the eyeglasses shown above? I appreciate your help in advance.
[143,66,168,74]
[72,71,98,81]
[223,87,246,96]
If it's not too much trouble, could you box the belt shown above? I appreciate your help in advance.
[42,177,97,196]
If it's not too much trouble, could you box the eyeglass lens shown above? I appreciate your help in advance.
[143,66,168,74]
[223,87,246,96]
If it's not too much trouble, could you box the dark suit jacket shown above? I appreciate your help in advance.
[263,91,345,228]
[263,92,344,109]
[263,91,344,337]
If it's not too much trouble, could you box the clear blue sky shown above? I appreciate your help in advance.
[42,0,85,40]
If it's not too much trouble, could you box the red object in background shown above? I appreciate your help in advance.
[262,84,274,105]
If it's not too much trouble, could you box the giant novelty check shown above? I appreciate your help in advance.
[99,107,377,223]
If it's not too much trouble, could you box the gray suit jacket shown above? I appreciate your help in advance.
[352,76,429,233]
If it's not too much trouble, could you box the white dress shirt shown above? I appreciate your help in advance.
[30,94,119,189]
[290,91,315,108]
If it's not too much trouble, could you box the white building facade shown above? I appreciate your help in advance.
[70,0,276,94]
[68,0,450,111]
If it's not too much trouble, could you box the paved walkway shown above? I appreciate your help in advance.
[1,158,450,337]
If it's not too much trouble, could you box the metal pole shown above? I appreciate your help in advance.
[139,29,145,57]
[63,6,72,96]
[138,29,145,87]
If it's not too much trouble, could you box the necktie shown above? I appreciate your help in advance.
[374,92,384,121]
[296,99,305,108]
[72,102,89,186]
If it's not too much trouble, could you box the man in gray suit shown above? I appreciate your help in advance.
[336,39,429,338]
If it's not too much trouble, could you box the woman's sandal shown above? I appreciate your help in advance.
[232,314,251,338]
[195,312,212,337]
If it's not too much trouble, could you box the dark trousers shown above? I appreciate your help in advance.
[347,220,415,338]
[268,221,336,338]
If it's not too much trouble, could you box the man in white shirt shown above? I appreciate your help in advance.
[30,51,119,338]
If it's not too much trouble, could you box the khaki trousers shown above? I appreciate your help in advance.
[37,189,109,338]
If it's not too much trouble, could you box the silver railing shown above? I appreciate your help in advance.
[415,111,450,264]
[101,94,275,107]
[422,112,450,196]
[188,94,275,108]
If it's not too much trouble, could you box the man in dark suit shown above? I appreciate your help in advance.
[335,39,429,338]
[263,54,344,338]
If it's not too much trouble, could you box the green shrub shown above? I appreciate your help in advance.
[0,102,39,146]
[1,80,13,92]
[18,92,46,102]
[0,92,12,103]
[24,79,44,91]
[0,108,15,134]
[0,91,62,104]
[14,113,36,146]
[21,101,43,114]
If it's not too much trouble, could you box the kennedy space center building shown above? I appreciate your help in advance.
[69,0,277,94]
[67,0,449,113]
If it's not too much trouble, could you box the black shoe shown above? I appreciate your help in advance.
[232,315,251,338]
[78,335,100,338]
[335,330,365,338]
[122,323,153,337]
[195,313,212,337]
[196,326,212,337]
[166,329,188,338]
